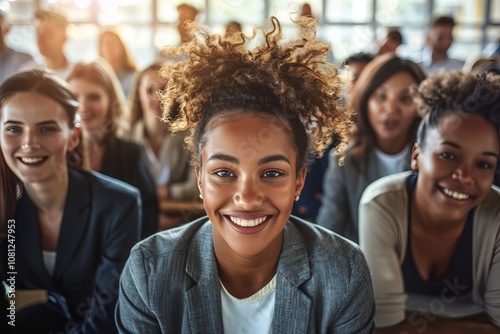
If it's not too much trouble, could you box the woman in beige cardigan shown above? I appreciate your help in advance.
[360,70,500,333]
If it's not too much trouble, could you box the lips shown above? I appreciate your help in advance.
[223,214,273,234]
[381,119,400,131]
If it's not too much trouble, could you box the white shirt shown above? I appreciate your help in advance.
[374,145,410,176]
[220,275,276,334]
[42,250,57,277]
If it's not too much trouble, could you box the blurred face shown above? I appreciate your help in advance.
[428,24,453,54]
[413,113,499,223]
[36,20,66,57]
[367,71,418,153]
[0,92,78,184]
[69,78,110,133]
[197,113,306,258]
[349,61,370,84]
[139,70,164,120]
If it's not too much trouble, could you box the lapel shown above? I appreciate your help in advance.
[16,191,56,289]
[273,221,312,333]
[184,222,224,333]
[53,169,91,279]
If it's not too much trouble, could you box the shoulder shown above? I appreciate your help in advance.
[287,217,365,264]
[476,185,500,220]
[360,171,411,205]
[131,217,210,259]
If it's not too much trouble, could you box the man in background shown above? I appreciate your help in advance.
[22,7,73,79]
[0,1,32,82]
[419,15,465,73]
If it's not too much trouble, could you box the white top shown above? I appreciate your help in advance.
[220,275,276,334]
[373,145,410,175]
[42,250,57,277]
[143,136,171,186]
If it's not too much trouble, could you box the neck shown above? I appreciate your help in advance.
[0,42,6,54]
[24,173,69,214]
[44,53,68,70]
[431,50,447,62]
[213,232,281,299]
[376,137,408,155]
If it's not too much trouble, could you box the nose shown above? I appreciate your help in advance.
[385,97,401,115]
[233,176,264,210]
[21,129,40,150]
[452,163,474,185]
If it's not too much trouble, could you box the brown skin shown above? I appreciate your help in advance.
[377,113,500,332]
[196,113,306,298]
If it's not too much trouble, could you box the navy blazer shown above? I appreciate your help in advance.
[101,136,158,239]
[2,169,141,333]
[116,216,375,333]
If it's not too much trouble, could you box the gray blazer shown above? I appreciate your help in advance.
[317,147,411,243]
[116,216,375,333]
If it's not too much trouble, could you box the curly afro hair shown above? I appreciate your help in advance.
[414,70,500,149]
[159,16,352,169]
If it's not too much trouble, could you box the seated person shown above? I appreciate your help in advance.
[0,69,141,333]
[67,62,158,238]
[116,16,375,333]
[317,53,426,243]
[359,70,500,332]
[127,63,199,229]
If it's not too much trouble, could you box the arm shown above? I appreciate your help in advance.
[316,154,354,238]
[331,250,375,333]
[71,190,141,334]
[115,248,161,334]
[359,193,407,327]
[376,313,500,334]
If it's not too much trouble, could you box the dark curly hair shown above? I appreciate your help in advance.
[414,70,500,149]
[159,16,352,170]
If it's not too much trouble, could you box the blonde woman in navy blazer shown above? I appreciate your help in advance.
[0,69,141,333]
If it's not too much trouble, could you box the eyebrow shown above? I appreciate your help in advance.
[4,120,61,126]
[441,141,499,159]
[207,154,291,165]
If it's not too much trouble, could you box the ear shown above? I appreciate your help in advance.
[67,127,81,152]
[195,166,202,194]
[295,167,307,196]
[411,143,420,171]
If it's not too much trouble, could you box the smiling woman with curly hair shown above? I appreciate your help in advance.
[116,16,375,333]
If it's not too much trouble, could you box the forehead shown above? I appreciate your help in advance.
[1,91,68,123]
[69,77,107,93]
[426,113,499,148]
[377,71,416,89]
[203,113,295,161]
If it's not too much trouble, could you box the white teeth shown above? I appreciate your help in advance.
[442,188,470,200]
[21,157,44,164]
[230,216,267,227]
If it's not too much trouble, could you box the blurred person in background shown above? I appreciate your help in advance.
[317,53,426,243]
[127,63,198,230]
[376,28,403,56]
[67,61,158,239]
[419,15,465,74]
[0,1,32,82]
[22,7,73,79]
[99,30,138,98]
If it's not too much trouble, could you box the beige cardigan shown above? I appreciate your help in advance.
[359,171,500,327]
